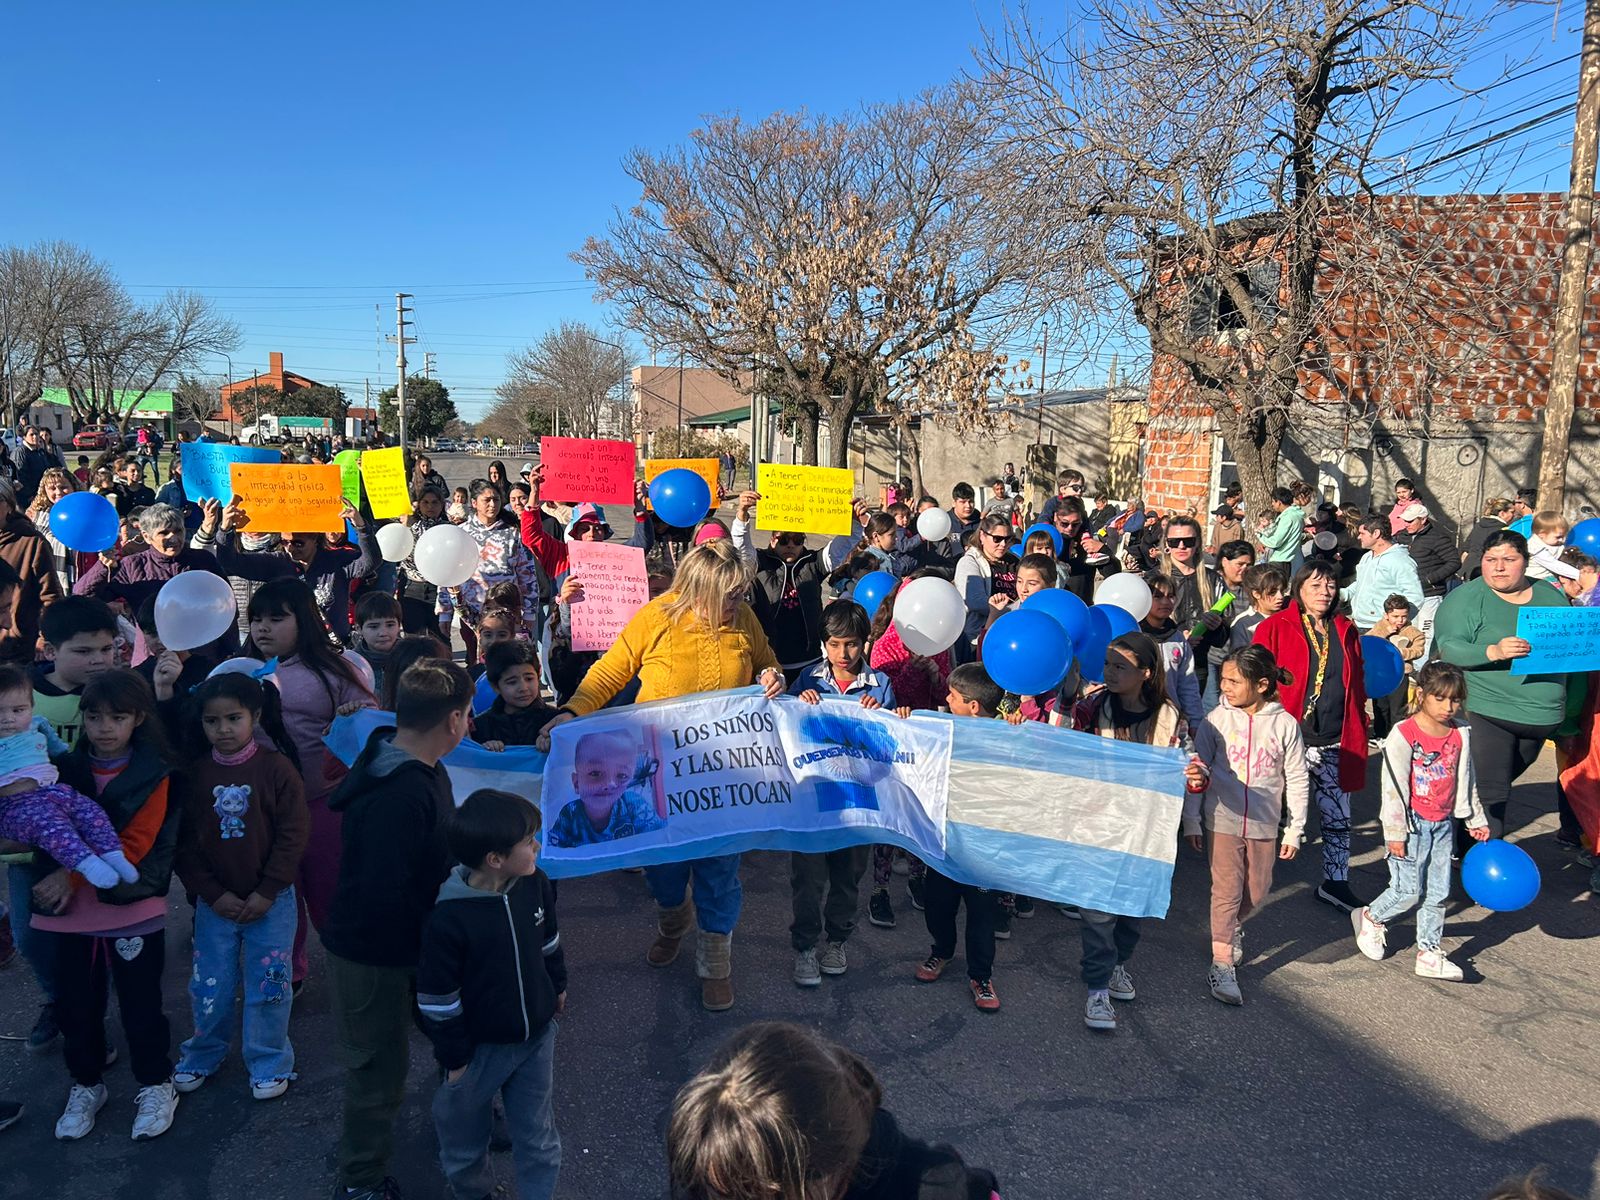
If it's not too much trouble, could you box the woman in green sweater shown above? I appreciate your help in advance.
[1433,529,1569,833]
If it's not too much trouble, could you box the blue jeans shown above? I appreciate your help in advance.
[644,854,742,935]
[1201,662,1222,715]
[433,1023,560,1200]
[178,887,297,1085]
[7,859,60,1003]
[1078,908,1142,990]
[1368,817,1454,952]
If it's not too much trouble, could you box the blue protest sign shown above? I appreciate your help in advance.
[1513,605,1600,675]
[181,442,281,502]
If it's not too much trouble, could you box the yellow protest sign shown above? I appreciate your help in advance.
[229,463,344,534]
[360,446,411,519]
[644,458,721,506]
[755,464,854,537]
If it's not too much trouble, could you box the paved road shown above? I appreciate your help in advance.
[1,451,1596,1198]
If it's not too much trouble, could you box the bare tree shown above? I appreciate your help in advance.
[500,322,632,440]
[983,0,1523,513]
[172,372,222,427]
[575,88,1033,467]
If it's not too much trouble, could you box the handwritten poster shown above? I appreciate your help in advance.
[755,464,854,537]
[540,436,636,505]
[180,443,281,502]
[334,450,363,507]
[229,463,344,534]
[1513,605,1600,675]
[359,446,411,519]
[645,458,722,505]
[567,540,650,652]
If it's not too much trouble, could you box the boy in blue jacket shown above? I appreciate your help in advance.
[418,788,566,1200]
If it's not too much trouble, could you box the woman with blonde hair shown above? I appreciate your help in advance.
[539,538,784,1011]
[26,466,83,588]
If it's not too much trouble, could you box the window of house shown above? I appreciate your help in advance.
[1184,260,1284,336]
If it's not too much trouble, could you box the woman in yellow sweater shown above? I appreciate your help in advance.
[539,539,783,1010]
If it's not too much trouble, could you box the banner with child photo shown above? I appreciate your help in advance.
[325,688,1188,917]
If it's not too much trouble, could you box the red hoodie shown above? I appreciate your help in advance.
[1252,601,1369,792]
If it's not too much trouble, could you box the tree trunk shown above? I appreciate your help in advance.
[797,405,820,465]
[1213,397,1287,520]
[903,421,926,500]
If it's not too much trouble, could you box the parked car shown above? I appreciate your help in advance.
[73,426,116,451]
[434,438,459,453]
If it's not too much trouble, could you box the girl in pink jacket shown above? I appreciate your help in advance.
[1184,645,1310,1006]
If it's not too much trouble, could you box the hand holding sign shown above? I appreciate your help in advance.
[229,464,345,534]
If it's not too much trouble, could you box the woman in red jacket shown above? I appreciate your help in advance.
[1253,561,1369,913]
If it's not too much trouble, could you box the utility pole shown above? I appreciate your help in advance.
[387,293,416,448]
[1540,0,1600,510]
[1035,323,1049,445]
[676,352,686,446]
[423,352,436,380]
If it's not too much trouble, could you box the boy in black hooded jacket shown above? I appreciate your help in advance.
[419,788,565,1200]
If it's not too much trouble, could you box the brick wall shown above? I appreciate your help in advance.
[1142,193,1599,513]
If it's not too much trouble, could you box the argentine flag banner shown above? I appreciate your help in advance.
[326,689,1186,917]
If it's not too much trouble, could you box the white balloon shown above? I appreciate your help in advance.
[154,571,238,652]
[1094,573,1154,623]
[891,576,966,657]
[414,524,479,587]
[376,523,415,563]
[915,507,952,542]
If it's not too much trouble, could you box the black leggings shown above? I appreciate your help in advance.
[1466,710,1557,827]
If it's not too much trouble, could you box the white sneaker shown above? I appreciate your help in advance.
[1084,991,1117,1031]
[251,1078,290,1101]
[172,1071,206,1094]
[1231,926,1245,966]
[817,940,848,976]
[55,1083,108,1141]
[1208,961,1243,1005]
[1107,964,1136,1001]
[1352,907,1387,961]
[1415,949,1464,981]
[793,948,821,987]
[130,1081,178,1140]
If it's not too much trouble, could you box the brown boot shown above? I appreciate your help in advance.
[647,900,694,967]
[696,931,733,1012]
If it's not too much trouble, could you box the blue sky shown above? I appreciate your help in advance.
[0,1,1581,418]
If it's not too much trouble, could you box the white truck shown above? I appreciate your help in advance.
[241,415,332,444]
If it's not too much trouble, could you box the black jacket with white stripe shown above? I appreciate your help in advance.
[416,865,567,1070]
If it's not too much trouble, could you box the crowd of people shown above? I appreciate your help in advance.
[0,436,1595,1200]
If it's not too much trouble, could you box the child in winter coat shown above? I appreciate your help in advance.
[1353,661,1490,981]
[668,1021,1000,1200]
[1184,646,1309,1006]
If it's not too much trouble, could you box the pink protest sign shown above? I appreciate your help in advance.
[539,436,636,505]
[568,540,650,652]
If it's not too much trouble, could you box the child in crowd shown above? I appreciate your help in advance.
[546,728,664,848]
[1525,510,1577,583]
[399,487,451,637]
[1138,573,1205,727]
[448,486,470,523]
[379,635,453,712]
[0,664,137,888]
[245,579,376,987]
[1369,593,1425,740]
[1556,546,1599,604]
[1354,661,1490,981]
[470,607,519,682]
[172,673,307,1101]
[1073,632,1188,1031]
[916,662,1005,1013]
[74,455,92,486]
[667,1021,999,1200]
[323,660,473,1200]
[1227,563,1288,650]
[788,601,896,987]
[41,670,182,1142]
[983,551,1056,632]
[419,789,565,1200]
[353,592,404,697]
[134,595,218,736]
[474,641,560,749]
[1184,646,1308,1006]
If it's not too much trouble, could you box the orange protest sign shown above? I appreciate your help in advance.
[229,463,345,534]
[644,458,721,504]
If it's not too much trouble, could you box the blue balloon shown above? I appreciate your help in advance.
[983,609,1072,697]
[1077,604,1140,683]
[1508,514,1533,538]
[1021,586,1092,654]
[1020,522,1064,556]
[50,491,120,553]
[1360,635,1405,698]
[472,671,496,717]
[1570,517,1600,556]
[854,571,896,619]
[649,468,712,528]
[1461,840,1540,912]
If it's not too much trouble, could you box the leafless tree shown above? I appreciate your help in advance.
[982,0,1527,513]
[0,240,239,433]
[172,372,222,427]
[575,87,1035,467]
[500,322,632,440]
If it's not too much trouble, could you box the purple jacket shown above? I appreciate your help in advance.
[73,545,226,615]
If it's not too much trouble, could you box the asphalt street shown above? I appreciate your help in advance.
[1,453,1596,1199]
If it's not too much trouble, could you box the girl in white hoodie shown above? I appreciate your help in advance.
[1184,645,1310,1006]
